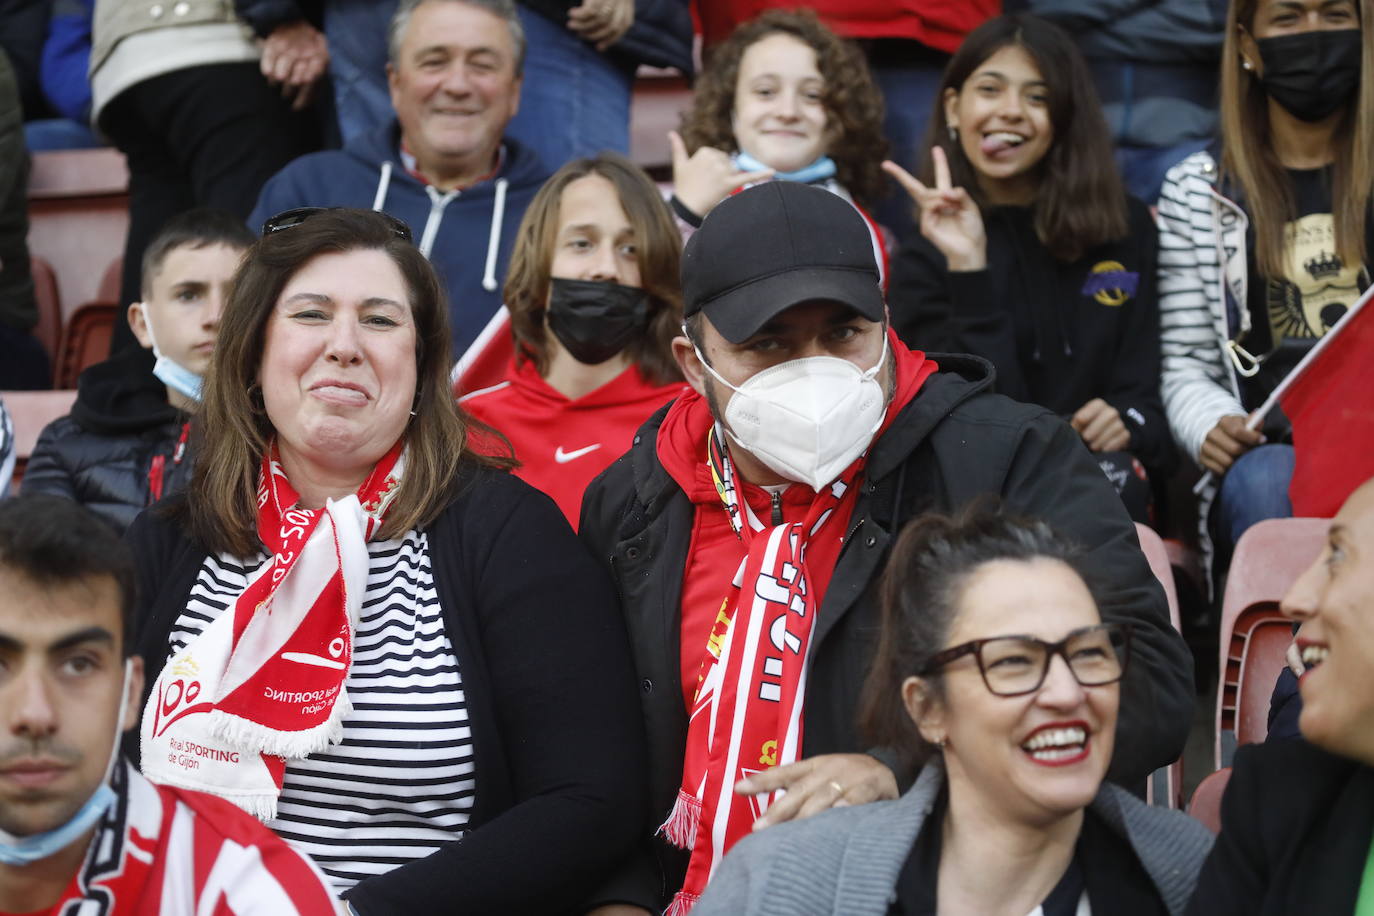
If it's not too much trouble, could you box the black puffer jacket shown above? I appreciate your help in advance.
[578,353,1195,911]
[24,350,191,533]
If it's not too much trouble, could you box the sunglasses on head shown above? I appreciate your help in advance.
[260,207,414,244]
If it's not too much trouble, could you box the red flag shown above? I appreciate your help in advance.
[451,306,514,397]
[1266,286,1374,517]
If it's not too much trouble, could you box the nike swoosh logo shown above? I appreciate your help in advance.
[555,444,603,464]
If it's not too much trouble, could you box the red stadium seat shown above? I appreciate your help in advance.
[2,388,78,491]
[1215,518,1329,768]
[1136,523,1183,809]
[30,255,61,365]
[54,302,118,390]
[27,148,130,322]
[98,256,123,304]
[1187,766,1231,835]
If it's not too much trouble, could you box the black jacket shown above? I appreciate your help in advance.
[25,350,191,534]
[890,198,1174,473]
[578,355,1195,910]
[1188,740,1374,916]
[124,465,647,915]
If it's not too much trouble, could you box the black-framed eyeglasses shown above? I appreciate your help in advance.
[260,207,414,243]
[920,623,1132,697]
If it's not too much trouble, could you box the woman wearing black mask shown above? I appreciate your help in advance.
[462,153,686,527]
[1158,0,1372,574]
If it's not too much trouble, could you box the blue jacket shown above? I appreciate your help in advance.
[249,123,550,359]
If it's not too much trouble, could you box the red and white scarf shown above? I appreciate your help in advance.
[661,426,865,915]
[45,760,340,915]
[141,440,404,820]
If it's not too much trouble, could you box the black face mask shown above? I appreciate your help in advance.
[546,278,651,365]
[1256,29,1363,123]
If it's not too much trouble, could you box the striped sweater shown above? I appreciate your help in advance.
[1155,149,1251,468]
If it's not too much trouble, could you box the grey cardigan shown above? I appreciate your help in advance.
[695,760,1214,916]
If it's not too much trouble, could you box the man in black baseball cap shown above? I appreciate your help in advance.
[578,181,1193,914]
[681,180,885,344]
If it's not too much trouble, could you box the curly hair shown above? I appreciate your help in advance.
[679,9,888,208]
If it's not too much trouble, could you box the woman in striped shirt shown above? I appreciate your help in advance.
[124,207,646,914]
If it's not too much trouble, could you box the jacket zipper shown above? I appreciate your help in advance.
[770,490,783,526]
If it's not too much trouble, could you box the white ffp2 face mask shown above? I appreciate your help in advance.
[697,334,889,491]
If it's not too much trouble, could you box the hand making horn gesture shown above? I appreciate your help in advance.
[669,129,775,220]
[883,147,988,272]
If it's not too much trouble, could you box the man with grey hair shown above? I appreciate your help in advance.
[250,0,550,368]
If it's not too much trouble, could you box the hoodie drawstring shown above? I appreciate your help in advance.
[372,161,393,212]
[419,185,457,258]
[372,159,507,288]
[483,178,508,292]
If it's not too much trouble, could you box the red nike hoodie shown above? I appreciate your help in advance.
[461,358,686,527]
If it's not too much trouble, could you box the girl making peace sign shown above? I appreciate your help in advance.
[886,14,1172,524]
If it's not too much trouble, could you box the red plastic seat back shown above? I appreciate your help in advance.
[1188,766,1232,835]
[55,302,117,389]
[1215,518,1329,767]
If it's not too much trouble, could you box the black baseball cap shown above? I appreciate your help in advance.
[681,182,885,344]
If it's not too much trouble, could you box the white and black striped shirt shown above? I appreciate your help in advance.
[171,530,475,891]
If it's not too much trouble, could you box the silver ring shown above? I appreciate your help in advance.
[829,780,844,796]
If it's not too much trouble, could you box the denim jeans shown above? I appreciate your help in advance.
[1216,443,1296,554]
[504,5,632,172]
[869,56,947,242]
[1114,137,1211,205]
[23,118,102,152]
[324,0,398,145]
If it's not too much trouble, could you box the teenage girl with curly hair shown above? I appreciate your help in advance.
[667,8,889,265]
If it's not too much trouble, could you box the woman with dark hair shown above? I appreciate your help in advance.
[461,153,685,526]
[693,506,1212,916]
[667,9,888,258]
[124,208,646,913]
[886,14,1170,523]
[1157,0,1372,568]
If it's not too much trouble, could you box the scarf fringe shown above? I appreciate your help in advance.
[657,788,701,850]
[665,890,699,916]
[206,690,350,761]
[147,767,281,823]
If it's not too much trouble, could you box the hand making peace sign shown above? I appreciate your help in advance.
[883,147,988,272]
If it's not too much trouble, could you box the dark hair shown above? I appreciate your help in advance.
[1221,0,1373,278]
[924,14,1128,262]
[140,208,255,299]
[680,9,888,208]
[504,153,684,385]
[187,208,513,558]
[389,0,526,75]
[0,494,136,654]
[859,503,1093,768]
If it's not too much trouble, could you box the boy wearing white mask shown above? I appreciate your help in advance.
[0,494,339,914]
[577,181,1195,915]
[24,210,252,533]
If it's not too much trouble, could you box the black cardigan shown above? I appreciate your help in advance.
[124,464,648,915]
[889,197,1174,473]
[1187,739,1374,915]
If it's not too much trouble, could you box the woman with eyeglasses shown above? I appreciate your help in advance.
[123,208,646,913]
[693,507,1212,915]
